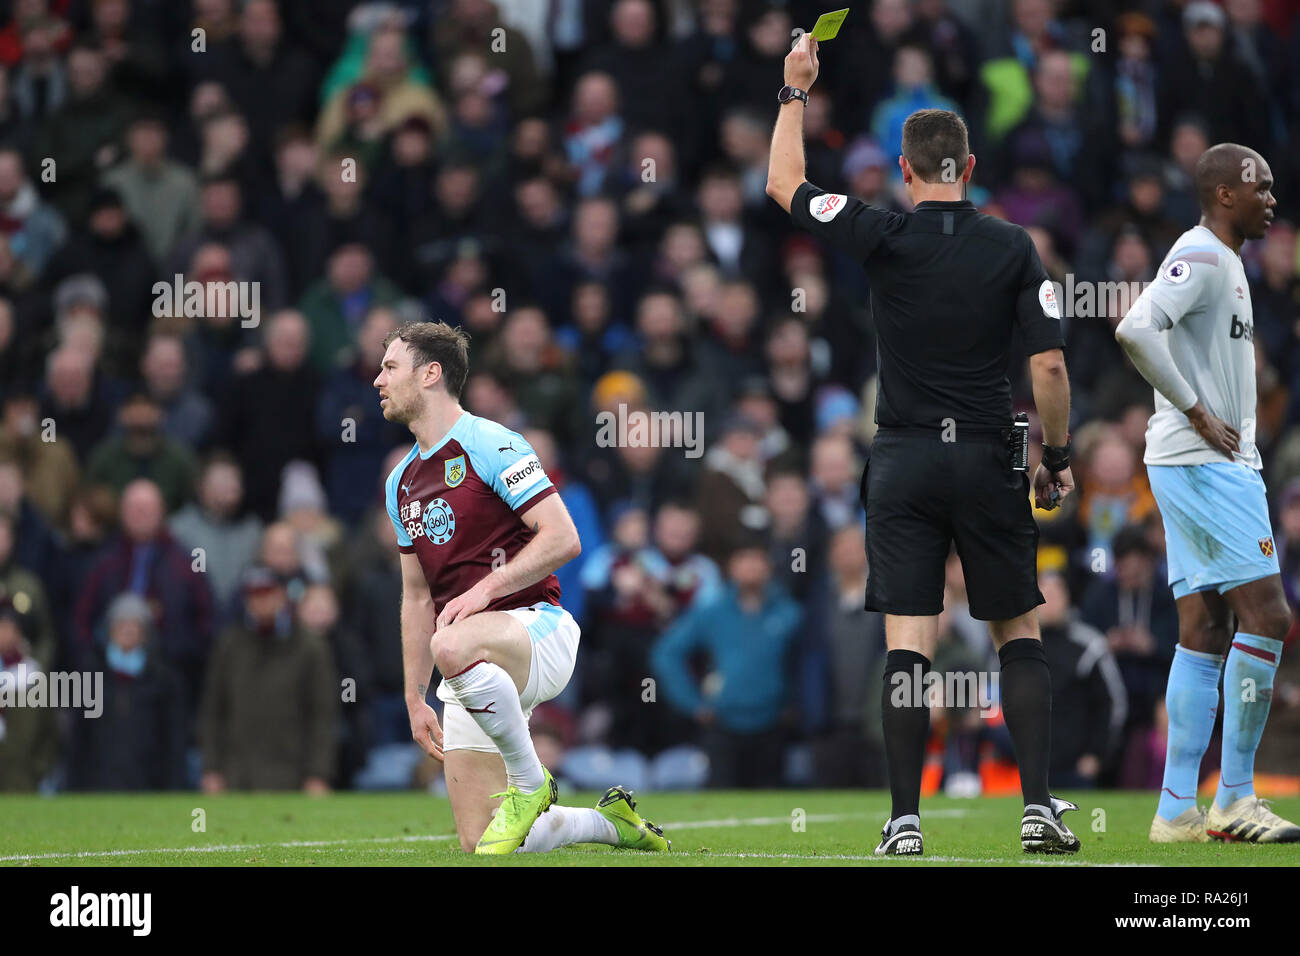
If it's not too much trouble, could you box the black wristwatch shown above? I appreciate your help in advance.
[777,85,809,106]
[1041,439,1072,473]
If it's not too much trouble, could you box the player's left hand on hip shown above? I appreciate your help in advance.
[784,33,819,88]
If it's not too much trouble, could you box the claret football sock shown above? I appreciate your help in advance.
[1216,633,1283,811]
[445,659,545,792]
[1157,644,1222,821]
[882,649,931,821]
[997,638,1052,810]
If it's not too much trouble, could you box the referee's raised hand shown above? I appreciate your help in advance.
[785,32,819,88]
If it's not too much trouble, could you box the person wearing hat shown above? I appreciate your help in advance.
[694,410,768,566]
[65,591,188,791]
[0,595,57,791]
[1156,0,1271,155]
[198,565,339,793]
[43,185,155,362]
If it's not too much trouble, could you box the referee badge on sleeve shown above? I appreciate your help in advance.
[810,193,846,222]
[1038,280,1060,320]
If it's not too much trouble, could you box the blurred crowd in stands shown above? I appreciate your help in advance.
[1,0,1300,795]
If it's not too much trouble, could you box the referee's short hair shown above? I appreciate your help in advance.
[901,109,970,184]
[384,321,471,398]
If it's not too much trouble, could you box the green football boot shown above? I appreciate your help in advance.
[474,766,558,855]
[595,786,671,851]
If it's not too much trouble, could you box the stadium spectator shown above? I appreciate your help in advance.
[217,310,321,520]
[199,566,338,792]
[140,332,216,451]
[191,0,318,171]
[1079,524,1178,733]
[295,581,365,787]
[0,147,65,278]
[31,41,134,225]
[314,23,446,155]
[102,114,201,265]
[43,187,155,357]
[485,306,584,448]
[580,501,679,752]
[257,520,325,603]
[65,592,188,791]
[430,0,546,117]
[1158,1,1272,156]
[278,460,344,583]
[811,524,886,787]
[526,425,602,630]
[562,71,623,198]
[74,478,214,705]
[809,433,864,533]
[694,413,767,564]
[169,453,263,616]
[1039,571,1128,789]
[314,305,406,522]
[0,597,57,791]
[299,244,401,375]
[85,393,199,512]
[652,539,801,787]
[166,174,291,313]
[615,289,725,425]
[577,0,688,150]
[0,509,54,667]
[5,6,70,126]
[340,501,405,747]
[0,457,60,607]
[0,390,78,531]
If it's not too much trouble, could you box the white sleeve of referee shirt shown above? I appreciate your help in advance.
[1114,297,1199,412]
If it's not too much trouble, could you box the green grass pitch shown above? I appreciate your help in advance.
[3,791,1300,866]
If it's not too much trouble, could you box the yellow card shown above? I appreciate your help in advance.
[810,8,849,41]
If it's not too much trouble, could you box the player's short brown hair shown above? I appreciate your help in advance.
[901,109,970,184]
[383,321,471,398]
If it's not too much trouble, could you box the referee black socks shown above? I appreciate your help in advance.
[882,649,931,822]
[997,638,1053,810]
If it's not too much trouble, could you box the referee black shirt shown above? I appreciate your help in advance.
[790,181,1065,431]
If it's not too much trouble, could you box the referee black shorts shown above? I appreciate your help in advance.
[862,430,1044,622]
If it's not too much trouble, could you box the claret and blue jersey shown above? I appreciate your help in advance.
[385,411,561,615]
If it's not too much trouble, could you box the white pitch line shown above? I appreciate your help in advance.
[0,808,974,864]
[0,833,458,863]
[696,852,1156,867]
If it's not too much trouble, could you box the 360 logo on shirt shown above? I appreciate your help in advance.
[422,498,456,545]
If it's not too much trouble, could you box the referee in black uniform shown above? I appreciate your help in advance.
[767,35,1079,856]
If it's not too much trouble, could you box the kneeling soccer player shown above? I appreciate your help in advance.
[377,320,669,854]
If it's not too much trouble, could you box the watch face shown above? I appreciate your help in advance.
[778,85,792,102]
